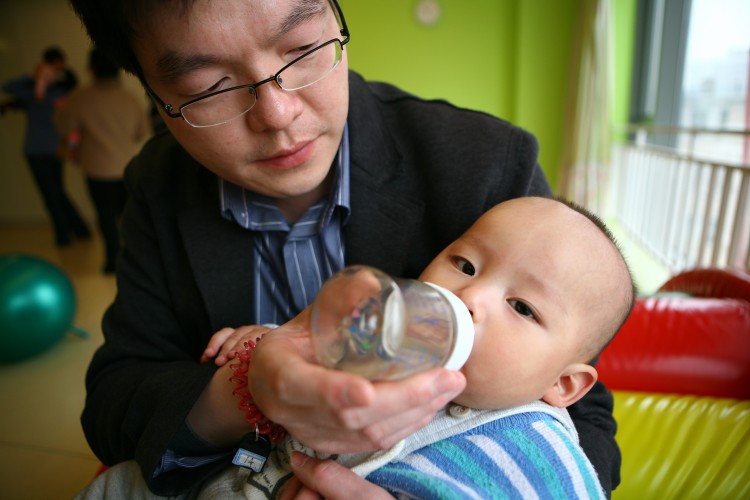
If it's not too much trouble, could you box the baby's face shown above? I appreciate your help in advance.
[420,198,625,409]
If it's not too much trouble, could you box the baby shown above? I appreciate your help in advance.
[202,196,635,499]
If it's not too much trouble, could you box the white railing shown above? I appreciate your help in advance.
[609,126,750,273]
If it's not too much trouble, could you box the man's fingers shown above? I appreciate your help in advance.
[278,474,321,500]
[270,369,464,453]
[288,453,392,500]
[275,361,376,409]
[342,368,466,429]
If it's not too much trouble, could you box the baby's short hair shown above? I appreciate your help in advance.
[553,196,637,361]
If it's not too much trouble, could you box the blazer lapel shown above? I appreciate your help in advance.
[346,179,423,276]
[178,186,256,331]
[345,72,424,275]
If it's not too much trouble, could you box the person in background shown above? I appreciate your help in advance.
[55,47,151,273]
[2,46,90,247]
[68,0,621,496]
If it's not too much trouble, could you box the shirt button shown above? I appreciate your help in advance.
[448,404,471,418]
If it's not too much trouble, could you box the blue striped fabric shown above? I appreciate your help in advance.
[539,420,603,498]
[220,124,351,325]
[366,412,605,500]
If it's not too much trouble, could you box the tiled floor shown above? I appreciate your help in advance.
[0,223,115,499]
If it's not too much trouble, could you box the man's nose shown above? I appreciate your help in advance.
[245,82,302,132]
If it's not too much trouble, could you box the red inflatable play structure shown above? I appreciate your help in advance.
[597,267,750,499]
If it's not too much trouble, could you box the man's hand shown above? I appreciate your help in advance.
[279,452,392,500]
[249,308,466,453]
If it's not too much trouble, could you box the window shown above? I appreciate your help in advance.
[681,0,750,163]
[630,0,750,161]
[612,0,750,278]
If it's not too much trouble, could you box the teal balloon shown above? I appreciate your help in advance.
[0,254,76,362]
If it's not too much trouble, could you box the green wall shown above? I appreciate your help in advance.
[514,1,578,190]
[340,1,517,120]
[340,0,637,192]
[339,0,579,191]
[612,0,638,143]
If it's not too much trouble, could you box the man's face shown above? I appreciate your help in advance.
[132,0,349,213]
[419,198,624,410]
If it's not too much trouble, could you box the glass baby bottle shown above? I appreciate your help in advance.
[310,265,474,381]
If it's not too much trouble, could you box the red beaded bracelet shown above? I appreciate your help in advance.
[229,338,287,443]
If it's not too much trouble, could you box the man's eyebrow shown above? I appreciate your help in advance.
[271,0,328,43]
[156,52,222,84]
[154,0,328,84]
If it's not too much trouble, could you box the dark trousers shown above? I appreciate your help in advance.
[87,177,127,271]
[27,155,90,245]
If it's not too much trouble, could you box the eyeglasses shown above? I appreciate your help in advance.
[140,0,350,128]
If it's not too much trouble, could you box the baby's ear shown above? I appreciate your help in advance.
[541,364,598,408]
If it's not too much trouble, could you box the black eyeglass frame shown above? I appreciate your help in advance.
[136,0,350,122]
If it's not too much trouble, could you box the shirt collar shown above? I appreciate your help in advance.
[220,122,351,229]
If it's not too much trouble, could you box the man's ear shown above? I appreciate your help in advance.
[541,364,598,408]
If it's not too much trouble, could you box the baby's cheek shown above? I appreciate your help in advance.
[454,363,488,407]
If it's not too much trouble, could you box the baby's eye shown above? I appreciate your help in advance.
[452,257,476,276]
[509,299,537,320]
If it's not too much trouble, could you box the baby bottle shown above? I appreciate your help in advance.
[310,265,474,381]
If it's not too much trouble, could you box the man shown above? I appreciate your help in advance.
[70,0,619,497]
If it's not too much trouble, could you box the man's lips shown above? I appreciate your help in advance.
[258,140,315,170]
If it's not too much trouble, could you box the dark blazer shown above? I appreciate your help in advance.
[82,71,618,495]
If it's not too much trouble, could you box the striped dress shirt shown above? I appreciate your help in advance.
[220,124,351,324]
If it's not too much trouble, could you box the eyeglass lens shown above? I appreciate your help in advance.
[181,39,343,127]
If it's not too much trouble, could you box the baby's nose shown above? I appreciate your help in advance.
[456,290,481,323]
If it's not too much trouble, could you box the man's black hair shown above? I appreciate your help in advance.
[89,47,121,79]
